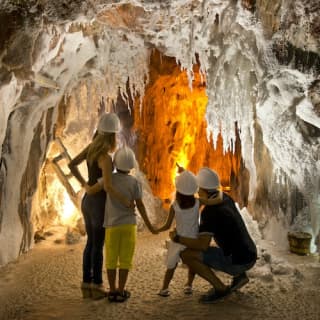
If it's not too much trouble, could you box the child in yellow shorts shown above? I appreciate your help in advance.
[87,146,157,302]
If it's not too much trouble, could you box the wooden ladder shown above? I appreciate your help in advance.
[50,138,82,210]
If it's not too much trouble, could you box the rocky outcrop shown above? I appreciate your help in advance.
[18,109,54,254]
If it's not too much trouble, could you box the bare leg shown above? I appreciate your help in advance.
[107,269,117,292]
[161,267,176,290]
[181,249,227,292]
[118,269,129,293]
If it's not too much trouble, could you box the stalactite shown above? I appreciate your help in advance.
[134,50,244,202]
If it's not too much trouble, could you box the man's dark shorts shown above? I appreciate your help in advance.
[202,247,255,276]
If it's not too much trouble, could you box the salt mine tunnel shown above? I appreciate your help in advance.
[0,0,319,284]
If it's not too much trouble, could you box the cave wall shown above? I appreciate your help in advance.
[255,0,320,247]
[204,0,320,248]
[0,103,56,265]
[0,2,150,265]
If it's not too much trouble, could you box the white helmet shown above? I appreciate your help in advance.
[175,170,198,195]
[114,147,136,171]
[97,113,120,134]
[196,167,220,190]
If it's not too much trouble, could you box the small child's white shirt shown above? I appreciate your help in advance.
[166,199,199,269]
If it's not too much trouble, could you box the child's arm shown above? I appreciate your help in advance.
[199,190,223,206]
[156,205,175,232]
[98,153,133,208]
[84,179,103,195]
[176,162,185,173]
[135,198,158,234]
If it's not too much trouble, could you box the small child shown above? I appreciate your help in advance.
[86,146,157,302]
[157,170,222,297]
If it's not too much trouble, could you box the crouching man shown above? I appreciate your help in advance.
[170,167,257,304]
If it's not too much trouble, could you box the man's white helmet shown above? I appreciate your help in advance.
[175,170,198,195]
[196,167,220,190]
[97,113,120,134]
[114,147,136,171]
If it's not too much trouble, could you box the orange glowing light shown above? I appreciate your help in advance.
[60,191,78,226]
[134,51,242,202]
[48,179,80,227]
[171,149,190,186]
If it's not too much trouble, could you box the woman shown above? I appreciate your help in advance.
[68,112,130,300]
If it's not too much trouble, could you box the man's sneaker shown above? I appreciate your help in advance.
[230,273,249,291]
[199,287,231,304]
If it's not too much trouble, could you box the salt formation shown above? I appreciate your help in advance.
[0,0,319,266]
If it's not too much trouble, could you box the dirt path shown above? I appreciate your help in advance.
[0,228,319,320]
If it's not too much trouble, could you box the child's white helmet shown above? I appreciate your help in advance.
[97,113,120,133]
[196,167,220,190]
[175,170,198,195]
[114,147,136,171]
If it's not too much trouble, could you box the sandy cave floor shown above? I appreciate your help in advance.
[0,227,319,320]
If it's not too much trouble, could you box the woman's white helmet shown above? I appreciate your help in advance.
[175,170,198,195]
[196,167,220,190]
[114,147,136,171]
[97,113,120,134]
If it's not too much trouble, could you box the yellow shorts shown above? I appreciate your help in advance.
[105,224,137,270]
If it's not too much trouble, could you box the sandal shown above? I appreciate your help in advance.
[183,285,193,295]
[121,290,131,299]
[107,291,118,303]
[91,284,107,300]
[80,282,92,299]
[158,289,170,297]
[108,290,131,303]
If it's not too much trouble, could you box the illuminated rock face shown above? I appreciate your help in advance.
[134,51,246,204]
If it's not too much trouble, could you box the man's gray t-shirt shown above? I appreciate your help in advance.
[103,172,142,228]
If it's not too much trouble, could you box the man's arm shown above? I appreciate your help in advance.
[169,230,211,251]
